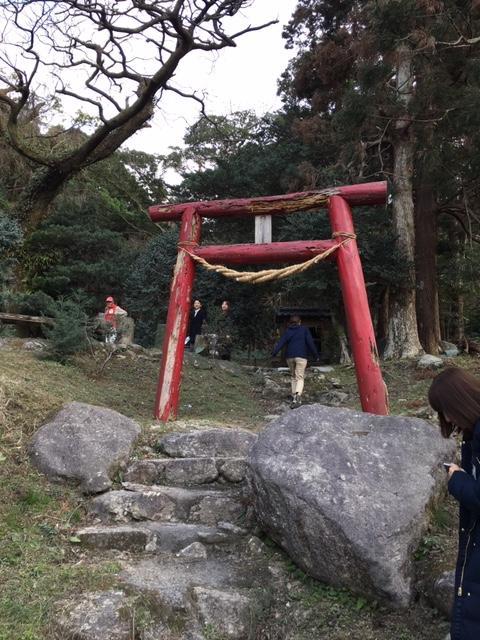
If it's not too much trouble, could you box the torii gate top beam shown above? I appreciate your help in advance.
[149,181,388,222]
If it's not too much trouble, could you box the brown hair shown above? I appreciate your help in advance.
[428,367,480,438]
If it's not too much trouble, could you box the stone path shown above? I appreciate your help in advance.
[55,428,274,640]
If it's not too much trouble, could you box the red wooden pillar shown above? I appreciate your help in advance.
[328,196,389,415]
[154,207,201,421]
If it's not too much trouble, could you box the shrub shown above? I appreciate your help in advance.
[44,300,88,362]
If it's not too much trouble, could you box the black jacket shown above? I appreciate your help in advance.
[188,308,206,341]
[448,421,480,640]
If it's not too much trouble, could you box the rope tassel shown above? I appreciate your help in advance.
[178,232,357,285]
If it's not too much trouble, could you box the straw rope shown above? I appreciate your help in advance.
[178,232,356,285]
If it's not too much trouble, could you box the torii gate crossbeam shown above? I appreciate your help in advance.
[149,181,389,422]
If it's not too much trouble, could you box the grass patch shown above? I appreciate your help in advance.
[0,472,120,640]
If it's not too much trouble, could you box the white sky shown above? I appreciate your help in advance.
[129,1,299,158]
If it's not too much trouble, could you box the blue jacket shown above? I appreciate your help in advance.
[448,420,480,640]
[272,324,319,360]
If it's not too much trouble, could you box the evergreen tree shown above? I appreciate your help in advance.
[281,0,480,354]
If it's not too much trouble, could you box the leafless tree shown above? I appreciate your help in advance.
[0,0,275,229]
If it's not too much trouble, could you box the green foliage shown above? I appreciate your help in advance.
[285,560,375,612]
[43,300,88,362]
[20,149,162,318]
[167,110,314,205]
[124,227,178,346]
[125,226,276,350]
[0,212,23,290]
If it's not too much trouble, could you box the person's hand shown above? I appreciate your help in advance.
[448,463,463,478]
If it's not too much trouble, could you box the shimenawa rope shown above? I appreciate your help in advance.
[177,232,357,285]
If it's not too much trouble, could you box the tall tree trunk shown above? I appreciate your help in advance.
[17,166,75,233]
[450,229,467,344]
[384,43,423,359]
[331,311,352,364]
[414,164,441,354]
[375,285,390,355]
[455,294,465,344]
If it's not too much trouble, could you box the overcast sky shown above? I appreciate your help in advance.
[130,1,299,158]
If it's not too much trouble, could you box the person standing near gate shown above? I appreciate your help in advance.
[103,295,128,344]
[272,315,319,407]
[186,299,206,351]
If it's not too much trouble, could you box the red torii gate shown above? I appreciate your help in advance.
[149,181,389,422]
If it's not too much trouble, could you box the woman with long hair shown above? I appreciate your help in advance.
[428,367,480,640]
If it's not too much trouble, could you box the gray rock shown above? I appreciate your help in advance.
[431,570,455,618]
[218,458,248,483]
[191,587,259,640]
[177,541,208,559]
[417,354,444,369]
[316,390,349,406]
[217,521,249,536]
[55,591,132,640]
[158,429,257,459]
[125,458,219,486]
[248,404,456,606]
[77,522,227,553]
[311,366,334,373]
[246,536,267,555]
[120,555,270,616]
[328,377,342,388]
[29,402,141,494]
[262,378,283,397]
[89,484,250,527]
[89,488,176,523]
[188,491,251,527]
[76,524,154,552]
[440,341,460,357]
[23,339,48,351]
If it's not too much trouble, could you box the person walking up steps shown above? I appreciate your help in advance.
[272,315,320,408]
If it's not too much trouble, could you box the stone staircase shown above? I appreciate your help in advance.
[55,428,274,640]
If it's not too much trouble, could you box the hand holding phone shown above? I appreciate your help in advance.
[443,462,453,471]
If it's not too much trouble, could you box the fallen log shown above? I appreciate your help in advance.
[0,312,54,326]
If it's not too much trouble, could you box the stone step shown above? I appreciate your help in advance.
[120,554,272,621]
[76,521,248,554]
[124,456,247,486]
[156,428,257,459]
[88,482,254,528]
[55,551,271,640]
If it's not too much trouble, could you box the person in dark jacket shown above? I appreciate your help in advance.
[186,299,206,351]
[428,367,480,640]
[272,315,319,407]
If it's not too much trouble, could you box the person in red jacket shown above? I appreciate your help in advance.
[103,296,127,344]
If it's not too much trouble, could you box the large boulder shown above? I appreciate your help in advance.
[29,402,141,493]
[248,404,455,606]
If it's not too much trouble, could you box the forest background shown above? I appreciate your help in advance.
[1,0,480,362]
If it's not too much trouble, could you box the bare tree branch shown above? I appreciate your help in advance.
[0,0,276,227]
